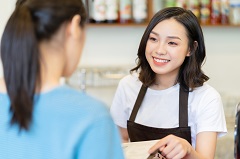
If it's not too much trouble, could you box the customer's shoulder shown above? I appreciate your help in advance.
[47,86,109,115]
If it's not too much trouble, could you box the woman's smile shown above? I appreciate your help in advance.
[153,57,170,66]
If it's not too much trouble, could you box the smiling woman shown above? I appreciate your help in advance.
[0,0,124,158]
[110,7,227,159]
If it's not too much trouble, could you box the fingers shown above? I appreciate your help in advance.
[148,135,189,158]
[148,139,167,154]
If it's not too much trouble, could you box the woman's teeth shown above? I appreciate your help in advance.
[154,58,169,63]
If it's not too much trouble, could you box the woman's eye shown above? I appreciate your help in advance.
[149,37,157,42]
[168,42,177,45]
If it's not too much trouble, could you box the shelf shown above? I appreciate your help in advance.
[86,23,148,28]
[86,23,240,28]
[201,24,240,28]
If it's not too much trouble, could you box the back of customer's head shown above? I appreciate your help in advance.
[0,0,87,130]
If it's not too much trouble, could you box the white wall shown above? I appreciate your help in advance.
[0,0,240,98]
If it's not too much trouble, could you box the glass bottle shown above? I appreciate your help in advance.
[188,0,201,20]
[210,0,221,24]
[229,1,240,25]
[106,0,118,23]
[119,0,132,23]
[200,0,211,24]
[92,0,106,23]
[132,0,147,23]
[87,0,94,23]
[221,0,230,24]
[152,0,165,14]
[176,0,187,9]
[165,0,176,7]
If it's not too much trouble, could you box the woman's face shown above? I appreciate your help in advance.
[145,18,190,78]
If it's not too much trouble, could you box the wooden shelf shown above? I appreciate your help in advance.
[86,23,240,28]
[201,24,240,28]
[86,23,148,28]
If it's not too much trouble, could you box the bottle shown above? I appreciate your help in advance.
[119,0,132,23]
[200,0,211,24]
[188,0,201,20]
[165,0,176,7]
[92,0,106,23]
[87,0,95,23]
[210,0,221,24]
[229,1,240,25]
[152,0,165,14]
[105,0,118,23]
[220,0,230,24]
[132,0,147,23]
[176,0,187,9]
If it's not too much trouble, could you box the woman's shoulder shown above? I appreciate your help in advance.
[192,83,221,99]
[119,72,141,87]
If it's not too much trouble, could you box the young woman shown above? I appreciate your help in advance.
[110,7,227,159]
[0,0,124,158]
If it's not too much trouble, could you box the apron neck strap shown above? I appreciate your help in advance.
[179,85,189,127]
[129,84,147,121]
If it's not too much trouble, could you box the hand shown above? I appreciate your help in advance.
[148,135,192,159]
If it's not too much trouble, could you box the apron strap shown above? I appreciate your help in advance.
[129,84,148,121]
[179,85,189,127]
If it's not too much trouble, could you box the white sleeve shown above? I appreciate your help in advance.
[196,88,227,137]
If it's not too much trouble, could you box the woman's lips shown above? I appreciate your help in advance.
[153,57,170,66]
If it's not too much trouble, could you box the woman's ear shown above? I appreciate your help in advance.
[187,41,198,56]
[66,14,81,39]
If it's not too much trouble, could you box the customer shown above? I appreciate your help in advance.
[110,7,227,159]
[0,0,124,158]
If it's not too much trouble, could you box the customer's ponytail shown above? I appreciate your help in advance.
[1,4,40,130]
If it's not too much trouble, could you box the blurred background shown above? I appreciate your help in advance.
[1,0,240,158]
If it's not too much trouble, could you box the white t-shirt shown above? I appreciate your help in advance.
[110,73,227,148]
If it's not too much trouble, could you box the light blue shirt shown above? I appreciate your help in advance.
[0,85,124,159]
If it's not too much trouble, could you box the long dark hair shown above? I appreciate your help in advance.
[0,0,87,130]
[131,7,209,91]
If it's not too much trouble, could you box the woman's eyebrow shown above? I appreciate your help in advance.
[150,31,182,41]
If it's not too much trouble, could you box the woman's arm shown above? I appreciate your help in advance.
[149,132,217,159]
[185,132,217,159]
[119,126,129,143]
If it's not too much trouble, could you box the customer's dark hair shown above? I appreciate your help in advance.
[131,7,209,91]
[0,0,87,130]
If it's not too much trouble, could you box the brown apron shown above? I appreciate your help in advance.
[127,84,192,145]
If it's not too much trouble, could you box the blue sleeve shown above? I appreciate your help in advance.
[76,115,125,159]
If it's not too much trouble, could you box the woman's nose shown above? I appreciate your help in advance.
[155,43,167,55]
